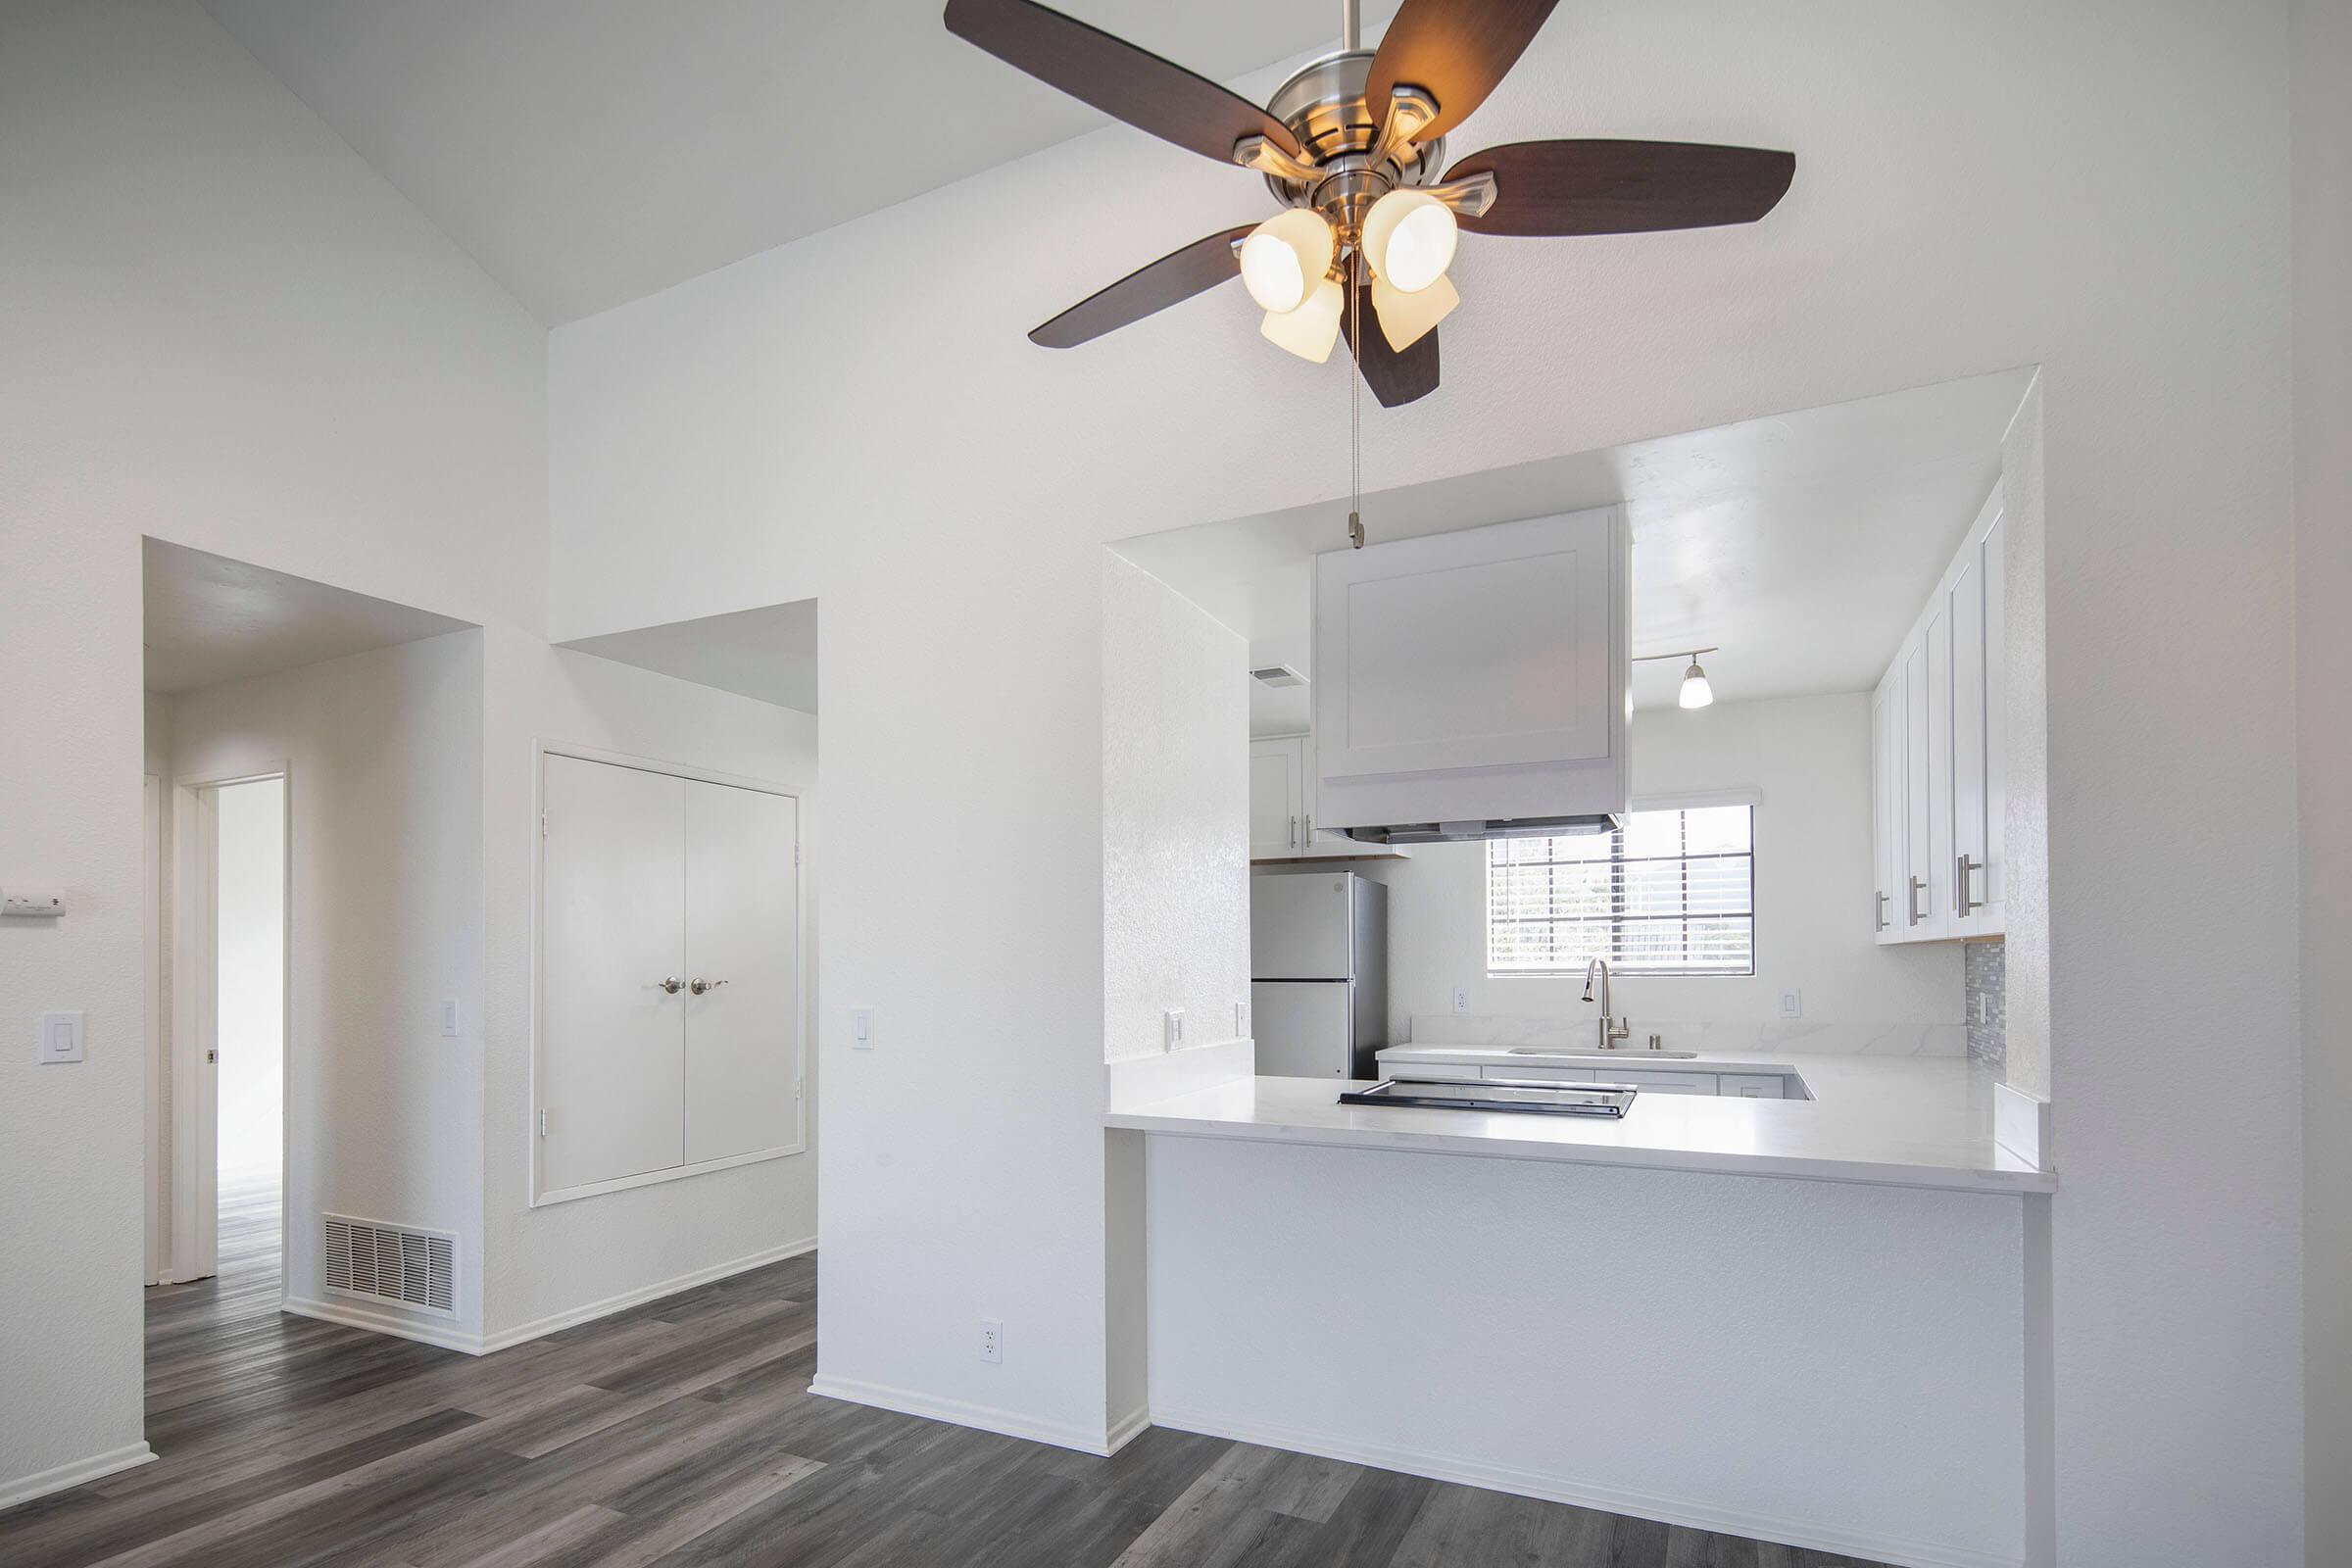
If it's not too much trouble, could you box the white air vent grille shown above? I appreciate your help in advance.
[1250,664,1305,688]
[322,1214,457,1318]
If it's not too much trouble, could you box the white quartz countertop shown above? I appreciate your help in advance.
[1103,1048,2055,1195]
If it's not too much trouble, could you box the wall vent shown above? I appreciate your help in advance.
[1250,664,1305,688]
[322,1213,457,1318]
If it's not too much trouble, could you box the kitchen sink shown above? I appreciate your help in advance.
[1507,1046,1700,1060]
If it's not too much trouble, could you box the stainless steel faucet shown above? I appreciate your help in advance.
[1581,957,1632,1051]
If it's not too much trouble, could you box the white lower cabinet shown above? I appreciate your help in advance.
[538,751,802,1200]
[1592,1069,1719,1096]
[1718,1073,1787,1100]
[1872,484,2009,944]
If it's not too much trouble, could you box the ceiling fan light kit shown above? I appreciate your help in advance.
[944,0,1796,411]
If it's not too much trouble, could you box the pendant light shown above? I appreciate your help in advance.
[1634,647,1720,710]
[1360,189,1459,293]
[1260,273,1346,362]
[1240,211,1337,315]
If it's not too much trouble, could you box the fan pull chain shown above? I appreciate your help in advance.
[1348,256,1365,550]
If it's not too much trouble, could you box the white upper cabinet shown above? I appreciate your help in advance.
[1873,485,2008,944]
[1249,736,1308,858]
[1311,509,1630,835]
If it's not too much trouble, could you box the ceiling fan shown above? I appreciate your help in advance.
[943,0,1795,407]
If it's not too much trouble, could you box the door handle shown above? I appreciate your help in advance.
[656,976,683,995]
[689,978,729,996]
[1956,854,1984,916]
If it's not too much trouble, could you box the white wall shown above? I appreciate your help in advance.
[2293,1,2351,1560]
[477,633,819,1343]
[1318,693,1962,1054]
[1102,555,1250,1063]
[1148,1136,2026,1567]
[213,776,284,1181]
[549,2,2304,1553]
[171,634,488,1335]
[0,0,545,1500]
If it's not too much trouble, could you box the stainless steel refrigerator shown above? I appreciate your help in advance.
[1250,871,1389,1079]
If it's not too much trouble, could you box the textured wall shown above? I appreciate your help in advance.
[2293,0,2352,1559]
[1101,556,1250,1063]
[478,633,819,1341]
[171,635,488,1335]
[549,4,2304,1548]
[0,0,545,1499]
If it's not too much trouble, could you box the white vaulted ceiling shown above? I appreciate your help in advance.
[202,0,1393,324]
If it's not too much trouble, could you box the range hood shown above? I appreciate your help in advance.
[1338,813,1620,846]
[1311,510,1631,846]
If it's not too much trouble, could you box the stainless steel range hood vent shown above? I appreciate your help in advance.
[1337,812,1621,846]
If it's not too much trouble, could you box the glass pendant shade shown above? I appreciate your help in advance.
[1239,211,1337,314]
[1361,190,1458,293]
[1371,271,1459,350]
[1679,660,1715,710]
[1260,274,1345,362]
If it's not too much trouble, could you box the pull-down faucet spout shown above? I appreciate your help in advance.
[1582,957,1632,1052]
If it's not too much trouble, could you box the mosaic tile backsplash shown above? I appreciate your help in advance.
[1965,938,2007,1069]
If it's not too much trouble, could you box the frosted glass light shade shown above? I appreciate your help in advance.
[1680,660,1715,709]
[1239,211,1336,314]
[1371,271,1459,350]
[1260,275,1345,363]
[1361,190,1457,292]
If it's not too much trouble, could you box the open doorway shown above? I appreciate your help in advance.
[163,769,288,1291]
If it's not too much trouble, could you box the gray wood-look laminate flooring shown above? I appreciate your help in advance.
[2,1177,1895,1567]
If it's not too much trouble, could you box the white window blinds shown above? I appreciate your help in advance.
[1487,806,1755,976]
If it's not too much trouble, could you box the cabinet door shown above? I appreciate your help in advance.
[683,780,800,1163]
[1950,542,1988,930]
[1871,676,1902,944]
[540,755,687,1192]
[1925,599,1953,941]
[1981,512,2008,928]
[1900,630,1937,938]
[1249,737,1305,858]
[1718,1073,1786,1099]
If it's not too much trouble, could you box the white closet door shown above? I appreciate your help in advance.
[683,780,800,1162]
[541,755,687,1191]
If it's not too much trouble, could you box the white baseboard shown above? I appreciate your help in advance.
[1147,1404,2021,1568]
[283,1294,487,1354]
[476,1234,818,1354]
[1105,1403,1152,1455]
[0,1443,157,1511]
[808,1373,1121,1456]
[285,1234,818,1358]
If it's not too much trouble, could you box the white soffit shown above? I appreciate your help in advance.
[202,0,1396,325]
[559,599,819,714]
[1116,368,2035,717]
[142,538,477,695]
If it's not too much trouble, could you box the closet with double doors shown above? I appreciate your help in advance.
[536,749,802,1200]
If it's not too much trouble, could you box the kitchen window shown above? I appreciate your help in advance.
[1487,806,1755,976]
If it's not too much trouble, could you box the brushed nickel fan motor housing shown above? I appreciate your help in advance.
[1261,49,1446,241]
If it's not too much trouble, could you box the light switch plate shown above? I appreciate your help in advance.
[38,1010,84,1063]
[1163,1008,1186,1051]
[439,1000,460,1038]
[1235,1001,1249,1036]
[3,889,65,918]
[1780,989,1803,1019]
[850,1007,874,1051]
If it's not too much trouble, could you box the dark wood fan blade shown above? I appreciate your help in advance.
[1339,280,1441,407]
[1367,0,1559,144]
[946,0,1302,165]
[1446,139,1795,236]
[1029,224,1255,348]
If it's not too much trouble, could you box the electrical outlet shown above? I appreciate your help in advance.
[978,1318,1004,1364]
[1235,1000,1249,1036]
[1453,987,1470,1014]
[1780,989,1803,1019]
[1163,1008,1186,1051]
